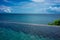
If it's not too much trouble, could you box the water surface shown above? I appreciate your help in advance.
[0,14,60,24]
[0,14,60,40]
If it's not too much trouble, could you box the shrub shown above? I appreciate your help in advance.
[48,20,60,26]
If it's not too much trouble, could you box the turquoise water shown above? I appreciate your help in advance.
[0,14,60,40]
[0,23,60,40]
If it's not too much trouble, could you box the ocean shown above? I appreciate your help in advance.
[0,14,60,40]
[0,14,60,24]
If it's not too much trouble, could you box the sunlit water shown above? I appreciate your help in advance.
[0,14,60,40]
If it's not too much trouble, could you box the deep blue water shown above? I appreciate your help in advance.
[0,14,60,40]
[0,14,60,24]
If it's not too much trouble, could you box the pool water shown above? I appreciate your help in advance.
[0,22,60,40]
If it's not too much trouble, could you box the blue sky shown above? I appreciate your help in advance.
[0,0,60,14]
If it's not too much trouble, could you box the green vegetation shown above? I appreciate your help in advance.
[48,19,60,26]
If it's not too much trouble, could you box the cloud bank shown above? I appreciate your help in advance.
[0,5,12,13]
[0,0,60,14]
[49,6,60,12]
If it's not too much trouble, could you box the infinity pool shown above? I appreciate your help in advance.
[0,22,60,40]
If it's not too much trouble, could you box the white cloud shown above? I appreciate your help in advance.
[0,5,12,13]
[2,0,60,13]
[4,0,9,2]
[32,0,45,3]
[49,6,60,12]
[53,0,60,3]
[11,2,49,13]
[4,0,15,4]
[47,0,60,2]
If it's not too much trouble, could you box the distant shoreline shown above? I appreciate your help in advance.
[0,21,60,27]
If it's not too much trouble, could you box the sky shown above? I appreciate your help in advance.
[0,0,60,14]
